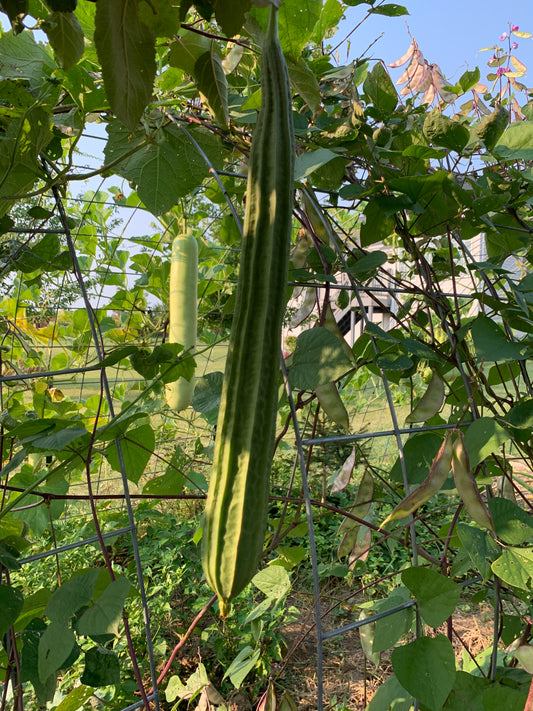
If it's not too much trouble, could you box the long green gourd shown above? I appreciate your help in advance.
[165,230,198,411]
[201,4,295,616]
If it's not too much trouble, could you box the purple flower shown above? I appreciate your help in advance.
[512,42,518,49]
[496,66,511,76]
[511,24,519,31]
[500,32,507,40]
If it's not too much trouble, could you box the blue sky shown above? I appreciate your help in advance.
[337,0,532,91]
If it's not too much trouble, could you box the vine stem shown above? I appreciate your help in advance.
[148,594,217,695]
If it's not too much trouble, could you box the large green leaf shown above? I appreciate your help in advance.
[391,635,456,711]
[168,29,211,75]
[294,148,339,181]
[310,0,344,44]
[53,684,94,711]
[105,423,155,484]
[494,121,533,161]
[372,587,413,653]
[76,577,131,637]
[45,569,100,624]
[489,497,533,545]
[366,675,413,711]
[363,62,398,119]
[194,49,229,126]
[463,417,510,469]
[38,621,76,683]
[402,567,461,627]
[252,566,291,600]
[443,671,489,711]
[287,56,321,112]
[492,547,533,589]
[42,10,85,70]
[81,646,120,687]
[20,620,57,704]
[214,0,251,37]
[0,30,55,83]
[423,109,470,153]
[137,0,181,38]
[278,0,322,58]
[471,315,528,363]
[360,197,396,247]
[456,523,500,580]
[290,327,353,389]
[94,0,156,130]
[389,431,443,485]
[0,583,24,637]
[104,122,223,215]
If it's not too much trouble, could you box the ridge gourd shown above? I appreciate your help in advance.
[201,4,295,616]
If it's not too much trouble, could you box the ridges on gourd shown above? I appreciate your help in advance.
[201,4,295,616]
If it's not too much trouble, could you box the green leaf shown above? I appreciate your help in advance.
[443,671,489,711]
[142,445,185,496]
[391,635,456,711]
[76,577,131,637]
[104,122,223,215]
[252,566,291,599]
[30,426,88,451]
[458,67,481,93]
[81,646,120,687]
[20,620,57,704]
[347,250,388,276]
[54,684,94,711]
[45,569,99,624]
[456,523,500,580]
[482,682,528,711]
[463,417,510,469]
[363,62,398,119]
[402,567,461,627]
[0,583,24,637]
[14,588,51,632]
[137,0,181,38]
[491,547,533,589]
[94,0,156,130]
[277,0,322,58]
[192,371,223,424]
[0,30,55,83]
[290,327,353,389]
[98,345,138,367]
[287,56,321,112]
[214,0,250,37]
[294,148,339,181]
[475,104,509,151]
[366,674,413,711]
[389,432,443,485]
[194,49,229,126]
[42,10,84,70]
[369,3,409,16]
[372,587,413,653]
[310,0,344,45]
[223,645,261,688]
[360,197,396,247]
[38,621,76,682]
[0,542,21,570]
[423,109,470,153]
[494,121,533,161]
[105,424,155,484]
[489,497,533,545]
[471,315,528,363]
[168,29,211,75]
